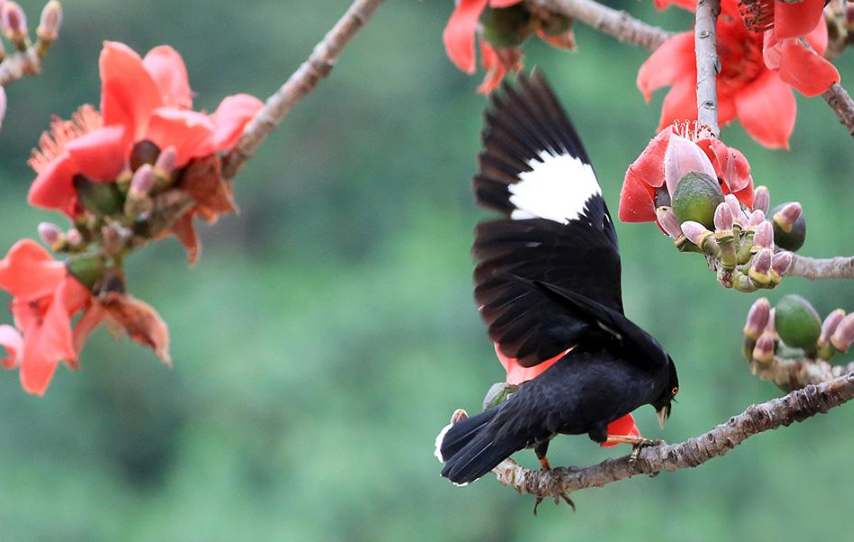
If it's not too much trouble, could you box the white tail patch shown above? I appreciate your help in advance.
[508,151,600,224]
[434,422,453,463]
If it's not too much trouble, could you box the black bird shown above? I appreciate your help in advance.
[435,72,679,487]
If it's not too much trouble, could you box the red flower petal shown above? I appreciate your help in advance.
[442,0,489,74]
[658,79,697,131]
[73,302,106,357]
[145,107,215,166]
[99,41,164,140]
[209,94,263,151]
[637,32,694,101]
[489,0,523,6]
[774,0,825,41]
[0,240,66,301]
[735,72,795,149]
[601,413,640,447]
[477,41,507,95]
[143,45,193,109]
[65,125,126,182]
[805,16,828,55]
[0,324,23,369]
[628,128,671,189]
[778,39,839,97]
[654,0,697,11]
[619,167,658,223]
[27,154,78,211]
[495,343,564,385]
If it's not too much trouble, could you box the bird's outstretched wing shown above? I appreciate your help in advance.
[472,71,623,368]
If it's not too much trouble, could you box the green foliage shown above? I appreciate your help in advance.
[2,0,854,540]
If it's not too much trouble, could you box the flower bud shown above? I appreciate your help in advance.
[752,220,774,250]
[752,248,772,274]
[154,145,177,175]
[771,251,793,275]
[818,309,846,347]
[752,333,775,363]
[680,220,709,245]
[671,171,724,229]
[753,185,770,215]
[480,5,537,48]
[744,297,771,340]
[66,227,83,247]
[770,202,806,252]
[714,201,734,231]
[775,294,822,350]
[450,408,469,425]
[747,209,765,227]
[724,194,745,225]
[129,164,155,197]
[656,206,682,238]
[36,0,60,42]
[0,86,6,133]
[37,221,63,247]
[1,1,27,46]
[831,314,854,353]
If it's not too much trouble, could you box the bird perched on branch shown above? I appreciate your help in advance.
[435,71,679,491]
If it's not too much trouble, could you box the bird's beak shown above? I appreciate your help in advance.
[656,406,669,429]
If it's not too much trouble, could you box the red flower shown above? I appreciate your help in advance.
[493,343,641,446]
[28,41,263,215]
[638,0,838,149]
[0,240,92,395]
[620,122,754,223]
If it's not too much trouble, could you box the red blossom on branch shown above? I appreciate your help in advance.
[639,0,838,149]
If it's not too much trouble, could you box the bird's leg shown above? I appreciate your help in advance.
[531,440,576,515]
[605,435,664,469]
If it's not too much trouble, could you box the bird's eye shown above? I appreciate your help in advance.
[671,386,679,396]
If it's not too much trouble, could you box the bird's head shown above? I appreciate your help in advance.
[652,355,679,429]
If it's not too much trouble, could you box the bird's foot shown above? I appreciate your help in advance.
[625,438,664,470]
[533,493,576,516]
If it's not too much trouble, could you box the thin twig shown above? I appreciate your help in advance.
[528,0,672,51]
[788,254,854,280]
[694,0,720,136]
[221,0,387,179]
[821,83,854,137]
[492,370,854,500]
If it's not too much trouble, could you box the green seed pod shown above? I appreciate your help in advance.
[73,175,125,216]
[671,171,725,230]
[66,255,105,290]
[481,5,538,48]
[770,202,806,252]
[775,294,822,350]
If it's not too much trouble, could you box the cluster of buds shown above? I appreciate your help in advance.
[657,183,805,292]
[0,1,63,132]
[742,295,854,391]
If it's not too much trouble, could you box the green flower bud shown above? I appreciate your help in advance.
[671,171,725,229]
[66,255,105,290]
[481,5,537,48]
[73,175,125,216]
[775,294,822,351]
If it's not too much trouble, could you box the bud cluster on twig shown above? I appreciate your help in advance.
[742,295,854,391]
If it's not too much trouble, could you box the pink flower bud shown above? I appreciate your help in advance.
[656,206,682,238]
[752,249,772,274]
[831,313,854,353]
[36,0,61,42]
[130,164,154,196]
[680,220,709,246]
[753,185,770,215]
[450,408,468,425]
[724,194,742,222]
[744,297,771,340]
[664,134,716,196]
[752,334,775,363]
[774,202,802,228]
[771,251,793,275]
[66,228,82,247]
[154,146,177,174]
[765,308,776,334]
[748,209,765,227]
[0,86,5,133]
[819,309,846,347]
[1,1,27,43]
[753,221,774,249]
[714,202,734,231]
[37,222,62,246]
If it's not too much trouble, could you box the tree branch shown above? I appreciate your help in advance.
[528,0,672,51]
[821,83,854,137]
[492,370,854,500]
[787,254,854,280]
[221,0,387,179]
[694,0,720,136]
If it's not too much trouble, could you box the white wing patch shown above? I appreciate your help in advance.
[434,422,453,463]
[508,151,600,224]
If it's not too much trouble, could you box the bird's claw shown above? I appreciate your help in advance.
[627,438,664,469]
[532,493,576,515]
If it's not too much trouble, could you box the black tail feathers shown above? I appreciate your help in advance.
[435,407,528,486]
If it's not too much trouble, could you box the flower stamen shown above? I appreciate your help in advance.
[28,105,101,174]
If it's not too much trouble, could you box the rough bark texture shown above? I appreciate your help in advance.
[493,370,854,499]
[528,0,673,51]
[694,0,720,136]
[221,0,387,179]
[788,254,854,280]
[821,83,854,137]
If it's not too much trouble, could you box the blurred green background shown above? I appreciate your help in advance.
[1,0,853,540]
